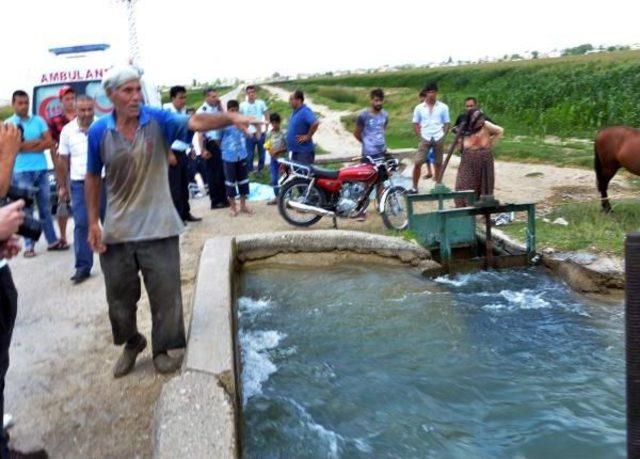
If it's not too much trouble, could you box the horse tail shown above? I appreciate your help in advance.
[594,141,605,192]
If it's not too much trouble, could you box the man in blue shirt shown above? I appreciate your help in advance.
[86,66,261,378]
[220,100,252,216]
[286,90,320,165]
[354,88,389,160]
[4,90,63,257]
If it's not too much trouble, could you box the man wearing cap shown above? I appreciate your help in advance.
[48,85,76,251]
[86,67,260,377]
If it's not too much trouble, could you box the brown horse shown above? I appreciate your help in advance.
[594,126,640,212]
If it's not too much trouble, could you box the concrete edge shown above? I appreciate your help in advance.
[236,230,434,267]
[492,227,624,293]
[154,236,240,459]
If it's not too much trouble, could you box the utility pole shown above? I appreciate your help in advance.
[114,0,141,67]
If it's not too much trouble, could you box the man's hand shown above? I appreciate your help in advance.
[168,152,178,167]
[58,186,69,202]
[88,223,106,253]
[228,113,263,131]
[0,124,22,160]
[202,149,212,160]
[296,134,311,143]
[0,200,24,240]
[0,236,21,259]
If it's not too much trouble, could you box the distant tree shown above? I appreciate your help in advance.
[272,71,281,79]
[532,50,539,59]
[510,54,523,60]
[503,54,508,60]
[446,56,453,64]
[192,78,197,86]
[562,43,594,56]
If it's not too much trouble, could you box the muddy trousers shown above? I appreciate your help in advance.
[455,148,495,207]
[99,237,186,355]
[0,266,17,459]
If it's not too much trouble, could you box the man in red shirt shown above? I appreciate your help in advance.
[47,85,76,250]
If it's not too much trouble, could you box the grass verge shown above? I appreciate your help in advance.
[499,199,640,255]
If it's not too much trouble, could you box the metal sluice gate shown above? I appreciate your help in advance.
[406,184,536,272]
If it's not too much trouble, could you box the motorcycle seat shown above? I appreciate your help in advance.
[310,165,340,179]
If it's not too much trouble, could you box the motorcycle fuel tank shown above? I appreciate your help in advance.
[338,163,377,182]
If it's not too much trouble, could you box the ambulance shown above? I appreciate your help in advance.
[29,43,160,171]
[31,42,160,123]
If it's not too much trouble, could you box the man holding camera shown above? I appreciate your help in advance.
[87,67,261,377]
[0,123,45,457]
[4,91,63,257]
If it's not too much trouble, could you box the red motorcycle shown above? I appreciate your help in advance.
[277,156,408,230]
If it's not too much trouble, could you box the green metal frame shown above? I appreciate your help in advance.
[407,189,477,249]
[437,203,536,266]
[407,187,536,270]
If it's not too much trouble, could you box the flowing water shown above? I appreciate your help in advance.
[238,264,624,458]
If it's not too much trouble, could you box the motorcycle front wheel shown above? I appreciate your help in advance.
[278,178,326,227]
[380,185,409,231]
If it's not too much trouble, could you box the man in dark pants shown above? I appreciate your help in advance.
[0,123,46,458]
[286,90,320,165]
[196,88,228,208]
[163,86,201,222]
[86,67,259,377]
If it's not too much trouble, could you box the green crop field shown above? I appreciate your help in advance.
[277,50,640,168]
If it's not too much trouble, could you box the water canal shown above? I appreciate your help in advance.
[239,264,624,458]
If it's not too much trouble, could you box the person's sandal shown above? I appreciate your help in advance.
[47,241,70,251]
[23,249,36,258]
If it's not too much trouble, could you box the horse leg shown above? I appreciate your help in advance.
[594,147,618,213]
[597,170,616,213]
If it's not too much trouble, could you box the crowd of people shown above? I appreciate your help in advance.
[0,67,503,456]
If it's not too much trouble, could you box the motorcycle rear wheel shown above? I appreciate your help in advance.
[278,178,326,227]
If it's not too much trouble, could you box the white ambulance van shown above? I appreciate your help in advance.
[32,43,160,122]
[29,43,161,169]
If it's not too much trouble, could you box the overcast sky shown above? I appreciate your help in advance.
[1,0,639,100]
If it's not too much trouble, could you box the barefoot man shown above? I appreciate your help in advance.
[86,66,260,377]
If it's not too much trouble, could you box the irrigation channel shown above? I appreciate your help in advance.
[238,264,624,458]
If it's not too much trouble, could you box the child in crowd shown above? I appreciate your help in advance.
[264,112,287,205]
[220,100,253,216]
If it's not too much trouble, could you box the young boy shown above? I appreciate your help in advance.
[220,100,253,216]
[265,112,287,205]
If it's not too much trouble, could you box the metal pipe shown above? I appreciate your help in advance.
[287,201,335,218]
[626,232,640,459]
